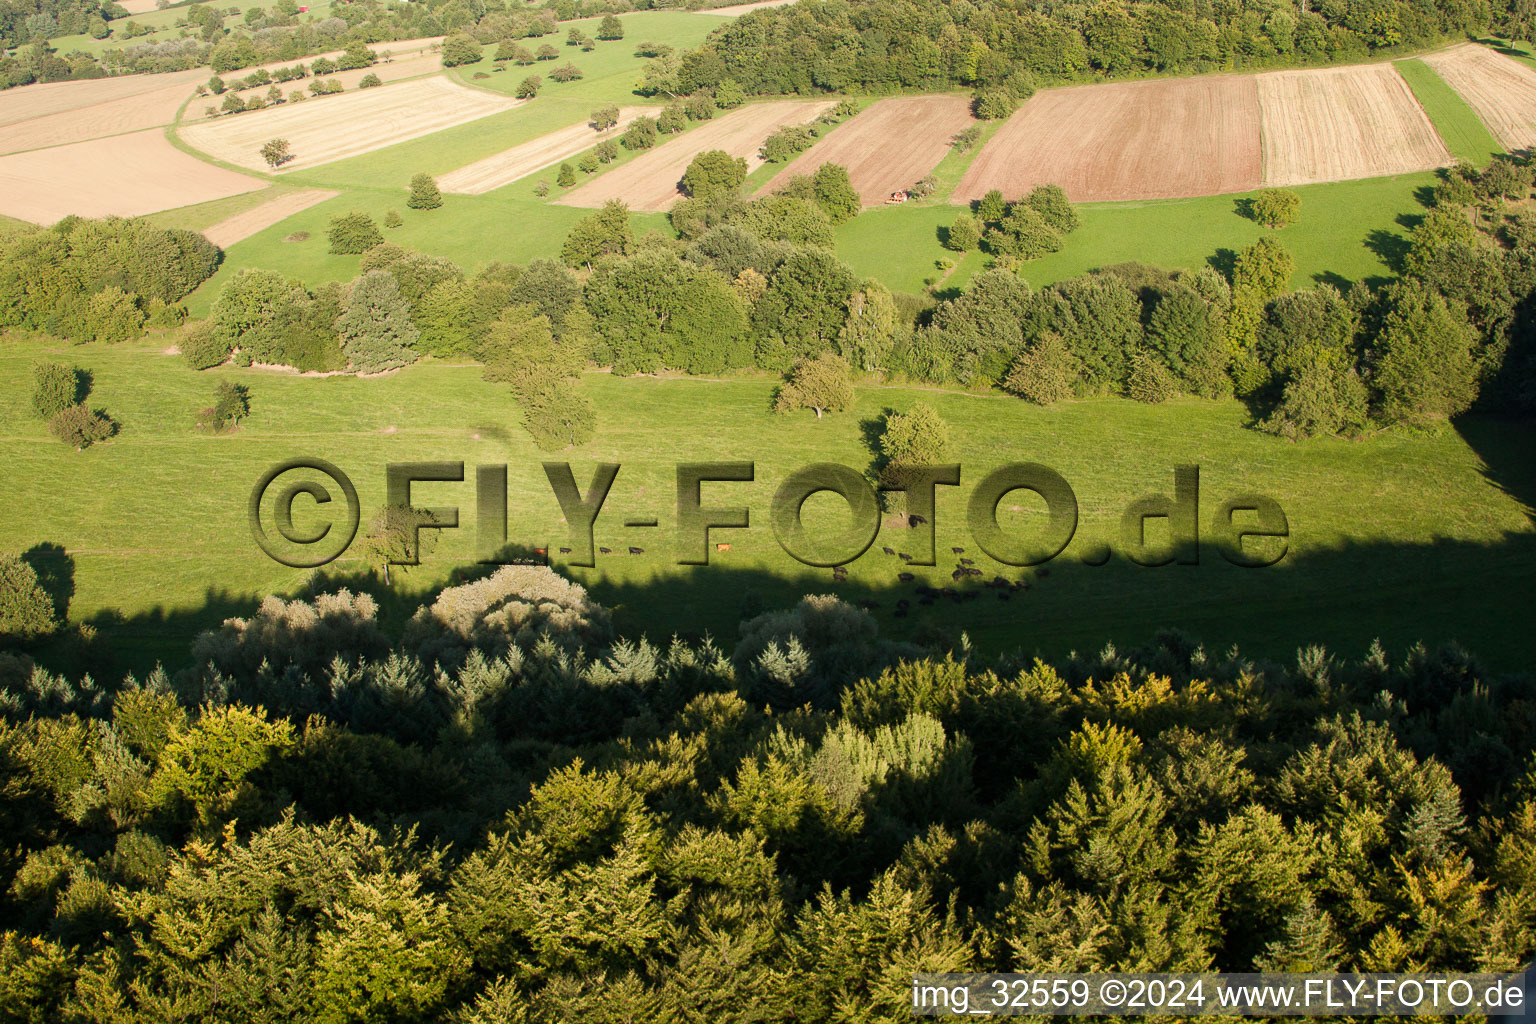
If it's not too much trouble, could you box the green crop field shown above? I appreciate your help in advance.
[1396,57,1503,166]
[3,336,1531,677]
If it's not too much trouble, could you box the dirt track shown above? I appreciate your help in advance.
[756,95,973,206]
[700,0,799,14]
[1258,64,1450,186]
[440,106,658,194]
[179,76,519,172]
[1423,43,1536,150]
[556,99,834,211]
[0,128,264,224]
[202,188,339,247]
[954,76,1262,202]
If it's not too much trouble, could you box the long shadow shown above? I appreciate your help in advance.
[1365,228,1413,276]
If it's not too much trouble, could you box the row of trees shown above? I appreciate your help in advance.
[0,566,1530,1017]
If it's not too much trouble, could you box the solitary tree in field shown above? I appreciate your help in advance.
[877,402,951,490]
[327,211,383,254]
[407,172,443,210]
[557,162,576,187]
[682,149,747,202]
[597,14,624,39]
[31,362,83,420]
[591,105,620,131]
[260,137,292,168]
[774,352,854,419]
[550,62,582,82]
[946,213,981,252]
[359,503,441,583]
[1249,188,1301,228]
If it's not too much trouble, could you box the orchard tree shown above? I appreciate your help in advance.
[597,14,624,39]
[516,74,542,98]
[682,149,747,202]
[557,162,576,187]
[774,352,854,419]
[408,173,443,210]
[622,116,658,150]
[441,33,482,67]
[259,137,291,168]
[591,105,620,131]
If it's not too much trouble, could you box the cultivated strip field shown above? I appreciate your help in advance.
[0,129,264,224]
[180,53,446,126]
[202,188,339,247]
[1258,65,1450,186]
[756,95,974,206]
[440,106,659,194]
[1423,43,1536,150]
[178,77,520,172]
[954,77,1262,203]
[557,99,835,211]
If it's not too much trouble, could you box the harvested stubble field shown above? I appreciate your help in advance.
[0,67,205,129]
[1258,64,1450,186]
[0,129,263,224]
[439,106,658,195]
[700,0,801,13]
[953,76,1262,203]
[0,76,202,155]
[756,95,975,206]
[1423,43,1536,150]
[201,188,339,247]
[178,76,520,172]
[557,99,835,211]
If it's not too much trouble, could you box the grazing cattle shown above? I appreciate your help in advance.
[898,572,915,582]
[559,547,572,554]
[716,542,731,552]
[952,547,965,554]
[951,568,966,580]
[899,553,913,562]
[909,514,927,526]
[958,558,974,566]
[998,591,1011,600]
[629,546,644,554]
[882,546,896,555]
[599,547,611,554]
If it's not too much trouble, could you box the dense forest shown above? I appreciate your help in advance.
[680,0,1500,102]
[0,562,1532,1018]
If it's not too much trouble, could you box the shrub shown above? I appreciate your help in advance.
[972,89,1016,119]
[0,553,57,640]
[32,362,83,419]
[578,153,599,174]
[515,74,542,98]
[180,322,232,370]
[48,404,115,449]
[84,287,146,343]
[1127,351,1178,403]
[1249,187,1301,228]
[759,124,817,163]
[328,211,383,254]
[557,162,576,188]
[384,209,403,229]
[622,116,658,150]
[1003,334,1078,405]
[549,62,582,82]
[407,173,443,210]
[952,123,983,152]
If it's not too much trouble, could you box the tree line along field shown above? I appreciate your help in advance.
[0,335,1531,676]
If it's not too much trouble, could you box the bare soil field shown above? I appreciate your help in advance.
[1423,43,1536,150]
[202,188,339,247]
[557,99,834,211]
[178,76,519,172]
[756,94,973,206]
[701,0,800,14]
[0,68,206,128]
[954,77,1262,203]
[440,106,658,194]
[1258,64,1450,186]
[0,128,264,224]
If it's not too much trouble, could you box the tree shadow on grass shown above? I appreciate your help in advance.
[22,543,74,622]
[1207,247,1237,281]
[1365,228,1413,276]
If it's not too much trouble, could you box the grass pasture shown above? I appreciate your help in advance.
[1396,56,1503,166]
[2,337,1531,677]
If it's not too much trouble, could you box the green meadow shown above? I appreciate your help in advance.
[3,337,1531,675]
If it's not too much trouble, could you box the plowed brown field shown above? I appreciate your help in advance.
[556,99,834,211]
[178,76,519,172]
[1258,64,1450,186]
[1423,43,1536,150]
[0,129,264,224]
[953,76,1262,203]
[756,95,974,206]
[440,106,658,194]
